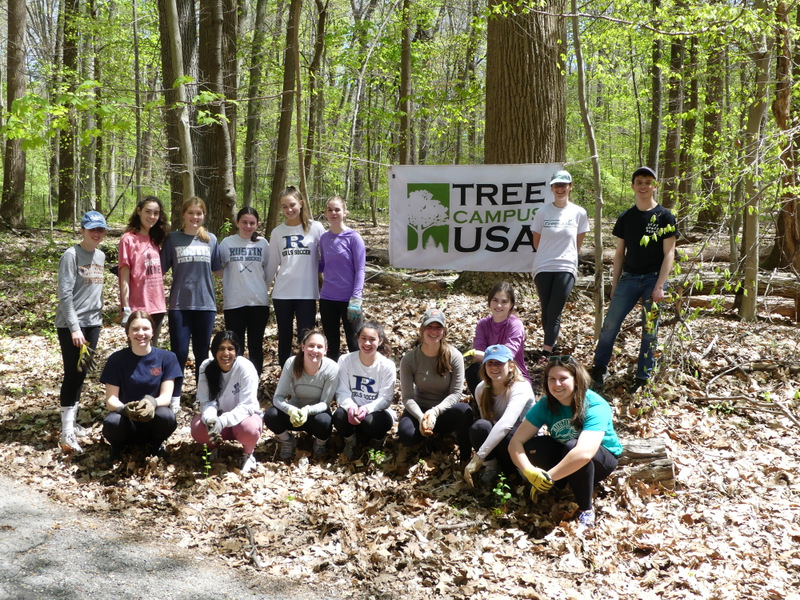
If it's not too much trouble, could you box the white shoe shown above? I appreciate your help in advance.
[73,423,89,438]
[60,432,83,454]
[240,453,258,474]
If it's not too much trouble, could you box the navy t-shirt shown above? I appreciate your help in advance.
[612,204,677,274]
[100,347,182,405]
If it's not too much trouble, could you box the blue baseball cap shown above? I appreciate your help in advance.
[549,170,572,185]
[81,211,108,230]
[482,344,514,364]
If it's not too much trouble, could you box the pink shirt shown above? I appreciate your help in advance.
[472,314,531,383]
[118,231,167,315]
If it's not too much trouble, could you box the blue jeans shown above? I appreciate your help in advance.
[168,309,216,397]
[593,272,664,380]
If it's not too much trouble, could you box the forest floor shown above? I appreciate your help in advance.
[0,223,799,600]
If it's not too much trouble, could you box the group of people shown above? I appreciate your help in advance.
[55,166,676,528]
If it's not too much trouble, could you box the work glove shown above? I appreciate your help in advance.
[462,455,483,488]
[288,406,308,428]
[205,418,223,444]
[121,306,132,325]
[120,398,155,422]
[77,343,97,373]
[524,466,554,496]
[462,348,476,362]
[420,411,437,437]
[347,298,363,322]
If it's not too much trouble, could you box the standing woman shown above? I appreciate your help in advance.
[463,344,536,487]
[101,311,182,464]
[265,186,326,367]
[191,331,264,474]
[319,196,366,360]
[332,321,397,459]
[532,170,590,361]
[464,281,531,399]
[509,356,622,529]
[118,196,169,344]
[398,309,472,463]
[264,329,338,460]
[219,207,271,375]
[161,197,222,413]
[55,211,109,453]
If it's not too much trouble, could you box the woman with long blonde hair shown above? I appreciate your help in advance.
[160,196,222,413]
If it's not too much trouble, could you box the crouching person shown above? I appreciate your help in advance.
[102,311,181,466]
[191,331,264,474]
[509,355,622,529]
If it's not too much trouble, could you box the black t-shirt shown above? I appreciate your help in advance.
[612,204,678,274]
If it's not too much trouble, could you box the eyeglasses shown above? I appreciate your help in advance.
[548,355,575,364]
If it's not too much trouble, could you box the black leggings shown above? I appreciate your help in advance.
[319,299,360,361]
[397,404,473,461]
[273,299,317,367]
[332,406,393,441]
[224,305,270,375]
[263,406,333,440]
[534,271,575,349]
[102,407,178,452]
[57,326,101,408]
[523,435,618,510]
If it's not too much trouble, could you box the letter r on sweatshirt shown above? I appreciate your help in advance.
[283,235,307,249]
[353,376,376,394]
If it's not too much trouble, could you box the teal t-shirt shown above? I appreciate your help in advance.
[524,389,623,457]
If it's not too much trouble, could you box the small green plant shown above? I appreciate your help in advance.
[492,473,511,505]
[367,447,386,465]
[202,444,212,478]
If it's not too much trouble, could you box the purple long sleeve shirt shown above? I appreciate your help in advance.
[319,228,366,302]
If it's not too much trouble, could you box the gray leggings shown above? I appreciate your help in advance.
[534,271,576,348]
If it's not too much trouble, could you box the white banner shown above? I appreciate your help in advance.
[388,163,561,272]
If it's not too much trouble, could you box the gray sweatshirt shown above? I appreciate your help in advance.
[55,244,105,331]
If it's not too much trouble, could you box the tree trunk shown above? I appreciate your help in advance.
[484,0,566,163]
[158,0,197,223]
[677,37,698,225]
[398,0,412,166]
[0,0,28,229]
[646,0,663,174]
[764,2,800,271]
[660,35,685,210]
[266,0,302,233]
[695,44,724,230]
[303,0,328,195]
[57,0,80,224]
[740,1,771,322]
[242,0,270,208]
[198,0,238,235]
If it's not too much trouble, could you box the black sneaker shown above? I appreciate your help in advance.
[105,448,122,468]
[590,366,608,390]
[629,378,649,394]
[149,443,171,462]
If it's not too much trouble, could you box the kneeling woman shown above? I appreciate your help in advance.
[332,321,396,459]
[191,331,264,474]
[398,309,472,462]
[101,311,182,464]
[463,344,535,487]
[508,356,622,529]
[264,330,338,460]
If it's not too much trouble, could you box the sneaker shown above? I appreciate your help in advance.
[590,366,608,390]
[149,443,171,461]
[577,509,595,529]
[343,435,358,460]
[279,435,297,461]
[240,453,258,474]
[629,377,649,394]
[105,448,122,468]
[479,458,499,486]
[313,437,327,458]
[537,351,552,367]
[60,432,83,454]
[73,423,89,438]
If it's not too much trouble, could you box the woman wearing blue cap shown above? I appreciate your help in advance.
[463,344,536,486]
[531,170,589,361]
[398,308,473,462]
[55,210,108,453]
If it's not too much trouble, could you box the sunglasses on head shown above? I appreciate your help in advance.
[548,355,575,364]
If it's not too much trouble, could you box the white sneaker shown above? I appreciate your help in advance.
[279,435,297,461]
[73,423,89,438]
[60,432,83,454]
[240,453,258,474]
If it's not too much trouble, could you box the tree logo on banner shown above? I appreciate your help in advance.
[407,183,450,252]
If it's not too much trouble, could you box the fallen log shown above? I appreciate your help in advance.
[613,436,675,489]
